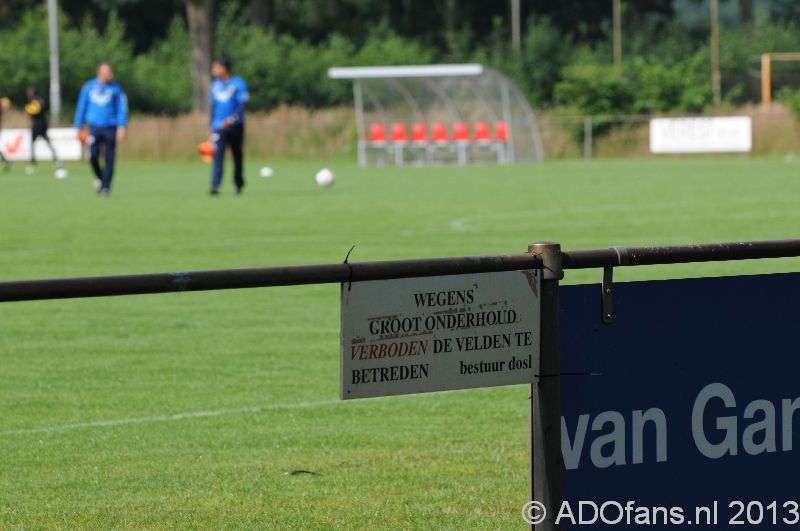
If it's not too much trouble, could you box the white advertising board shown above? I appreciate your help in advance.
[0,128,83,161]
[649,116,752,154]
[340,270,541,399]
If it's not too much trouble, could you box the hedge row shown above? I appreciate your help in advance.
[3,8,800,117]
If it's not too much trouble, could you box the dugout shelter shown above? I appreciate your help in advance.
[328,64,544,166]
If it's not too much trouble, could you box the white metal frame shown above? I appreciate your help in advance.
[329,64,544,166]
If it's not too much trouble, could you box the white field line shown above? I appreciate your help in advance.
[0,399,342,437]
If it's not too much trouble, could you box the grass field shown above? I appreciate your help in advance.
[2,157,800,529]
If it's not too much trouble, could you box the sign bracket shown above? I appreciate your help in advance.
[602,266,614,324]
[602,246,630,325]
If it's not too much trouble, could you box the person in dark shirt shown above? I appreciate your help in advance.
[25,86,61,172]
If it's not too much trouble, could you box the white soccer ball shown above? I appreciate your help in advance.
[259,166,273,177]
[54,168,69,179]
[315,168,335,187]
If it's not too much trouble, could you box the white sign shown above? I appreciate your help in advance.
[649,116,752,154]
[340,270,541,399]
[0,128,83,161]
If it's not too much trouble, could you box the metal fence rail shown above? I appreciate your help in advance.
[1,239,800,303]
[0,254,541,302]
[561,239,800,269]
[4,237,800,531]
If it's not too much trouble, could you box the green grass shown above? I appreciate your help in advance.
[1,157,800,529]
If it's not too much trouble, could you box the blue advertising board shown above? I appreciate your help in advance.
[560,273,800,527]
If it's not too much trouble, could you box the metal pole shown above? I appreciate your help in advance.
[528,242,563,531]
[710,0,721,107]
[3,239,800,303]
[561,239,800,268]
[500,79,515,163]
[47,0,62,123]
[761,54,772,107]
[613,0,622,74]
[353,80,366,167]
[0,253,542,303]
[583,117,592,161]
[511,0,521,51]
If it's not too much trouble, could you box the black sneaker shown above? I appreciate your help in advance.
[235,186,243,195]
[97,188,110,197]
[209,189,220,196]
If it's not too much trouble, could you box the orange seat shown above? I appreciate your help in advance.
[369,122,387,144]
[431,122,449,144]
[495,121,509,142]
[473,121,490,142]
[411,122,428,143]
[452,122,469,142]
[390,123,408,143]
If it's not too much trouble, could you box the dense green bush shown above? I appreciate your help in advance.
[130,17,192,114]
[215,9,434,110]
[554,63,634,141]
[627,52,711,113]
[720,16,800,105]
[0,7,433,115]
[0,10,57,104]
[777,86,800,115]
[59,13,134,100]
[474,17,574,108]
[0,10,186,115]
[555,63,633,115]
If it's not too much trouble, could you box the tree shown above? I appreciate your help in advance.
[185,0,212,113]
[247,0,272,28]
[739,0,752,23]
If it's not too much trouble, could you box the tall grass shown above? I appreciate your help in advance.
[4,104,800,160]
[125,107,355,161]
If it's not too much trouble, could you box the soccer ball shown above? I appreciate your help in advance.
[55,168,69,179]
[315,168,335,187]
[260,166,273,177]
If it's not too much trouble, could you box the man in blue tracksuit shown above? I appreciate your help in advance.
[209,58,249,195]
[74,63,128,196]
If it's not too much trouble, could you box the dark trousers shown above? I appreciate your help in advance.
[89,126,117,189]
[31,124,58,165]
[211,123,244,190]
